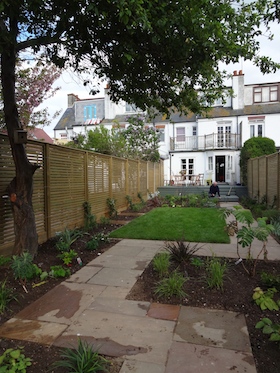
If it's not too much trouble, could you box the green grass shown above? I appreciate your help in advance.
[110,207,230,243]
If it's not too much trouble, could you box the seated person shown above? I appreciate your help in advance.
[209,181,220,197]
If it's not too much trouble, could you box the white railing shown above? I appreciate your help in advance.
[170,133,241,151]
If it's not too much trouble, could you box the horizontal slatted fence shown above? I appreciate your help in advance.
[247,152,280,209]
[0,134,163,254]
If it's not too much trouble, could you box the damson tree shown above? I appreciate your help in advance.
[0,0,279,255]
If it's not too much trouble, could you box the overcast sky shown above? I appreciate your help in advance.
[41,21,280,137]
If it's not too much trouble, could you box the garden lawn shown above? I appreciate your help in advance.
[110,207,230,243]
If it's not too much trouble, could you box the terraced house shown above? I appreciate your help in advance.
[54,71,280,186]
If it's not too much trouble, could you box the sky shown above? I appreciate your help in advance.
[40,21,280,138]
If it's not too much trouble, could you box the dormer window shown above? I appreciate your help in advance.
[253,85,278,103]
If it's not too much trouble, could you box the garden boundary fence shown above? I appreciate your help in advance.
[0,134,163,255]
[247,151,280,209]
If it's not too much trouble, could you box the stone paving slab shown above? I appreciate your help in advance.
[88,297,150,317]
[165,341,256,373]
[147,303,180,321]
[0,317,68,345]
[175,306,252,352]
[54,309,175,365]
[98,286,130,300]
[90,254,149,270]
[66,265,102,283]
[120,360,165,373]
[87,267,142,288]
[14,282,105,325]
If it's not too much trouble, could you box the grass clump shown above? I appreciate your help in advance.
[205,256,228,290]
[153,252,170,278]
[52,338,109,373]
[154,271,187,300]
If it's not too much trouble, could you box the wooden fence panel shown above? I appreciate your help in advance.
[0,134,163,254]
[267,154,278,206]
[87,153,110,217]
[48,146,86,236]
[127,159,139,201]
[247,152,280,209]
[111,157,127,210]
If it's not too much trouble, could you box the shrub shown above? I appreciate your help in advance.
[56,228,83,252]
[86,238,99,251]
[165,240,201,271]
[49,265,71,278]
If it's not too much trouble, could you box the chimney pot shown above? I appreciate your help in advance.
[233,70,237,76]
[239,70,243,75]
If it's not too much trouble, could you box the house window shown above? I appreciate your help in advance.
[208,156,213,171]
[125,103,137,112]
[181,158,194,175]
[227,155,233,170]
[253,85,279,103]
[84,105,97,122]
[176,127,185,142]
[158,129,165,142]
[192,126,197,136]
[217,123,231,147]
[250,122,263,138]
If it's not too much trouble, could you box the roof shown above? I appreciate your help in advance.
[54,107,76,131]
[28,128,53,144]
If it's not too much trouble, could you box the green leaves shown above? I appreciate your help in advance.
[256,318,280,344]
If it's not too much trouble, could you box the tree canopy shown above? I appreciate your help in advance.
[1,0,279,255]
[240,137,276,185]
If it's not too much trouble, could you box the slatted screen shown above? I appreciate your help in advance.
[0,134,163,254]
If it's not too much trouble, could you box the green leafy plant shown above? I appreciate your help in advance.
[106,198,117,218]
[261,271,280,291]
[86,238,99,251]
[83,202,97,231]
[153,252,170,278]
[49,265,71,278]
[10,252,37,292]
[0,256,11,267]
[125,195,135,210]
[255,318,280,344]
[191,257,204,267]
[137,192,145,204]
[220,207,274,276]
[205,256,228,290]
[0,280,18,315]
[99,216,110,226]
[154,271,187,299]
[252,287,280,311]
[56,228,83,252]
[165,240,201,272]
[57,249,77,266]
[52,338,109,373]
[0,347,32,372]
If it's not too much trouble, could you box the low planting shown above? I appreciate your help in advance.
[52,338,109,373]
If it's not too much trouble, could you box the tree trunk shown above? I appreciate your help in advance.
[1,42,39,257]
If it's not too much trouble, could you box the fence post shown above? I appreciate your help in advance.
[84,151,89,202]
[44,143,51,240]
[109,156,113,199]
